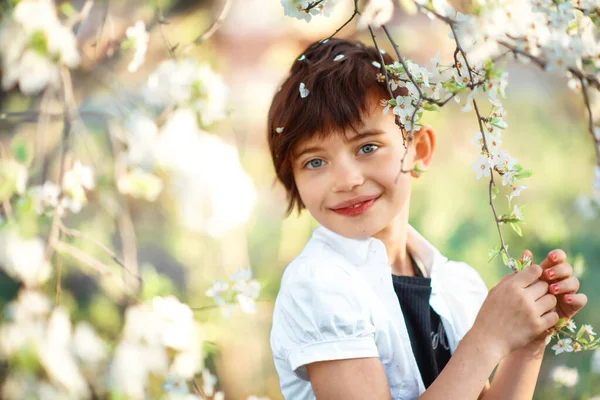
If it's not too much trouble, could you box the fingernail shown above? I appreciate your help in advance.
[547,269,555,278]
[552,284,560,293]
[550,252,558,261]
[566,295,572,303]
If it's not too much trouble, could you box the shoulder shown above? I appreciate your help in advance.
[277,238,359,294]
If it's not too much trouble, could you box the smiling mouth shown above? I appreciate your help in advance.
[330,195,380,217]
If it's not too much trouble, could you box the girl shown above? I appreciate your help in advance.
[267,38,587,399]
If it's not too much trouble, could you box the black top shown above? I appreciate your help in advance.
[391,254,451,388]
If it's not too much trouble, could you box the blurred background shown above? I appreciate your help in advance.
[0,0,599,398]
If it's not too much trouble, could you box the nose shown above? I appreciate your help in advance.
[331,160,364,192]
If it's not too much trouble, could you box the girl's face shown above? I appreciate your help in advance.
[292,93,420,239]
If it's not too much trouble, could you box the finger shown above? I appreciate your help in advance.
[548,277,580,295]
[535,293,558,314]
[559,293,588,308]
[542,262,573,282]
[516,264,543,287]
[526,280,550,300]
[540,249,567,270]
[540,310,560,330]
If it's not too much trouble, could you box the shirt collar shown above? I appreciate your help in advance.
[311,224,447,277]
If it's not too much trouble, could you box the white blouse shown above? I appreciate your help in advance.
[270,225,489,399]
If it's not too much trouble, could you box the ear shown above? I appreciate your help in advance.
[410,125,436,178]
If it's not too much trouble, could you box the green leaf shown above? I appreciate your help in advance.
[555,318,568,329]
[422,102,439,112]
[492,186,500,200]
[388,98,397,106]
[516,169,533,179]
[509,222,523,236]
[576,325,586,340]
[11,137,31,165]
[489,117,507,129]
[413,164,427,175]
[59,2,76,17]
[120,38,134,50]
[501,250,509,266]
[29,31,48,56]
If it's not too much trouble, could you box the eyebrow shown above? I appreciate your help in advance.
[294,129,385,161]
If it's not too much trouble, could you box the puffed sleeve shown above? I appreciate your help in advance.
[270,260,379,380]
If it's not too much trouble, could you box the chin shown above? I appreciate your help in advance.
[326,220,381,240]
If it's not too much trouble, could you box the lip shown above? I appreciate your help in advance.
[330,195,380,210]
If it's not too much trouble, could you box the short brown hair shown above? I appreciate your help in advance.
[267,38,405,215]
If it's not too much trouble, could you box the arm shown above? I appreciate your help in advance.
[306,263,558,400]
[483,249,588,400]
[306,329,502,400]
[482,336,546,400]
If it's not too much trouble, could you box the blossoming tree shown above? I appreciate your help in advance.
[0,0,599,398]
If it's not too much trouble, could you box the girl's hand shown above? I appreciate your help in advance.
[526,249,588,320]
[471,263,559,360]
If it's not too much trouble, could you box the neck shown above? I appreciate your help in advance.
[372,202,414,276]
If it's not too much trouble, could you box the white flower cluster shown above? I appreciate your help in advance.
[281,0,337,22]
[143,59,228,127]
[205,267,262,316]
[121,108,256,237]
[549,320,597,354]
[0,0,80,94]
[0,291,107,398]
[27,161,95,215]
[435,0,600,77]
[110,296,203,399]
[0,229,51,288]
[125,21,149,73]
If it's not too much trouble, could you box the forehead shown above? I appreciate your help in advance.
[293,95,391,152]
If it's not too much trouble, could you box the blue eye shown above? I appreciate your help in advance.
[305,159,325,169]
[358,144,378,155]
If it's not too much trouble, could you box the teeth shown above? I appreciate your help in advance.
[352,203,362,208]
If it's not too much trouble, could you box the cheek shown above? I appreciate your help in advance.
[295,173,325,209]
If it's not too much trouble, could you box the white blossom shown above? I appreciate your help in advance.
[550,365,579,387]
[0,0,80,94]
[357,0,394,29]
[583,324,596,337]
[125,21,149,72]
[143,59,228,126]
[512,204,523,220]
[509,186,526,202]
[471,154,492,179]
[156,110,256,237]
[552,338,574,354]
[73,322,108,367]
[281,0,337,22]
[299,82,310,98]
[0,230,51,288]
